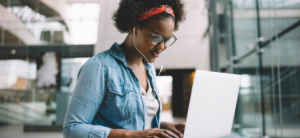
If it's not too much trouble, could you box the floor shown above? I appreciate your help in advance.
[0,125,63,138]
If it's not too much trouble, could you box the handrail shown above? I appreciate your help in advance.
[261,19,300,48]
[263,64,300,88]
[0,98,45,117]
[0,91,54,116]
[264,64,300,92]
[0,112,23,123]
[233,19,300,63]
[0,106,37,122]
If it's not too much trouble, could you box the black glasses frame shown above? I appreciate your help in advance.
[142,26,177,47]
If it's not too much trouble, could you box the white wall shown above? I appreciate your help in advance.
[94,0,210,70]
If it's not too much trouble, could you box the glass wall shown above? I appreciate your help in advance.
[212,0,300,137]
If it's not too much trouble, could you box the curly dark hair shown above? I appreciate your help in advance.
[112,0,186,33]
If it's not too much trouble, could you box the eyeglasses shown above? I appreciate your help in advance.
[143,26,177,47]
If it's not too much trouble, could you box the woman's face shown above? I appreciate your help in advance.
[134,17,175,63]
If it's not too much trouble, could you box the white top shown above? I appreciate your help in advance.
[141,78,159,129]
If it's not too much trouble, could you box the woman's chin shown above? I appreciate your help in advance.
[148,58,157,63]
[142,56,156,63]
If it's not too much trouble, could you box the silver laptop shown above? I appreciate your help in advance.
[183,70,241,138]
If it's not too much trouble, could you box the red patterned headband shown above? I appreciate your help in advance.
[139,5,175,21]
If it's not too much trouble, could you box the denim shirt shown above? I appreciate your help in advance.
[63,42,162,138]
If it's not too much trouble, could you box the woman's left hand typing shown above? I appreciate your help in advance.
[160,122,186,138]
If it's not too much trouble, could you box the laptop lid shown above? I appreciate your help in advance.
[183,70,241,138]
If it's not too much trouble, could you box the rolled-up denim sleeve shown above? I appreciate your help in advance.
[63,56,112,138]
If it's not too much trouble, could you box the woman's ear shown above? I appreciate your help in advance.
[129,24,140,34]
[129,24,136,34]
[129,27,133,34]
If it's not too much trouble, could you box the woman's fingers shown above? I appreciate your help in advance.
[176,122,186,132]
[145,128,180,138]
[160,131,178,138]
[164,130,180,138]
[169,122,185,137]
[147,136,159,138]
[157,130,179,138]
[160,131,171,138]
[168,127,183,138]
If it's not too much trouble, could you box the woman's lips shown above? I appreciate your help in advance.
[150,51,160,58]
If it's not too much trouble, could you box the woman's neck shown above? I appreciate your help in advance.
[120,34,144,68]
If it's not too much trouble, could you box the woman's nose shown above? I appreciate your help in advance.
[156,42,166,50]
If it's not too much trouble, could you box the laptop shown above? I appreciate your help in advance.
[183,70,241,138]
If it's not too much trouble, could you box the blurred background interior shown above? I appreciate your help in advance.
[0,0,299,138]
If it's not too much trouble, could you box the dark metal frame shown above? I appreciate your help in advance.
[209,0,220,72]
[0,45,94,59]
[254,0,267,136]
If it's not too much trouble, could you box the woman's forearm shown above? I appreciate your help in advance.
[108,129,140,138]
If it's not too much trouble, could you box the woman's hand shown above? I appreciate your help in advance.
[131,128,180,138]
[160,122,186,138]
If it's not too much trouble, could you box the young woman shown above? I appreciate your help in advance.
[63,0,186,138]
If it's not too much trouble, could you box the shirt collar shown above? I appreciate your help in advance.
[109,42,152,70]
